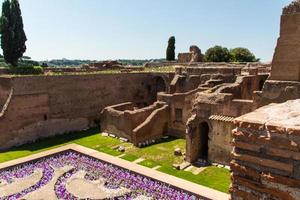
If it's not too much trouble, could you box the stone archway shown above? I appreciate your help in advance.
[259,79,265,91]
[198,121,209,160]
[147,76,168,103]
[154,76,167,93]
[186,115,211,163]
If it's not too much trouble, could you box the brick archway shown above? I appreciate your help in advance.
[154,76,167,93]
[185,115,212,163]
[198,121,209,160]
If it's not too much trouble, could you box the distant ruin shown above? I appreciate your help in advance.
[178,45,203,63]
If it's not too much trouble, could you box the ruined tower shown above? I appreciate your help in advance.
[270,0,300,81]
[254,0,300,106]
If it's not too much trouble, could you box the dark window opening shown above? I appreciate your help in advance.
[44,114,48,121]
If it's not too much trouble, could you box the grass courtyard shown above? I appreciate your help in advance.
[0,128,231,193]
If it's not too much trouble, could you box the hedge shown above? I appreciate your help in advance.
[10,66,44,75]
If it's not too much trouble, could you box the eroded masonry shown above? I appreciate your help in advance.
[0,1,300,199]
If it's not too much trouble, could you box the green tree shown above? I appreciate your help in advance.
[204,45,231,62]
[166,36,175,61]
[0,0,27,66]
[230,47,259,62]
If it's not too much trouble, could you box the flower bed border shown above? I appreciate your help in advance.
[0,144,229,200]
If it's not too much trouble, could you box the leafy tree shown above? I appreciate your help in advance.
[166,36,175,61]
[230,47,259,62]
[204,45,231,62]
[0,0,27,66]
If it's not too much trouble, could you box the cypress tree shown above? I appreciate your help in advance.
[166,36,175,61]
[0,0,27,67]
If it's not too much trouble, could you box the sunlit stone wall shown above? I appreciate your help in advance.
[231,99,300,200]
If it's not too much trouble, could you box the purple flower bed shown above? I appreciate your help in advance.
[0,151,201,200]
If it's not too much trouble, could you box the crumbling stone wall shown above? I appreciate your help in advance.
[158,88,205,138]
[0,73,170,149]
[270,0,300,81]
[185,73,268,164]
[190,45,203,63]
[254,0,300,107]
[209,119,235,164]
[231,99,300,200]
[100,101,167,142]
[132,104,169,145]
[178,45,203,63]
[178,53,192,63]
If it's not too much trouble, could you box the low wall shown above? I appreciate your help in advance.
[133,104,169,145]
[231,100,300,200]
[0,73,171,149]
[100,101,164,140]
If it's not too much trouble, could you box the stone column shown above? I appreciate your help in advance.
[231,99,300,200]
[185,114,199,163]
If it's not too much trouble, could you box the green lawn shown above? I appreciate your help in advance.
[0,127,230,193]
[120,154,139,162]
[158,165,231,193]
[138,159,159,168]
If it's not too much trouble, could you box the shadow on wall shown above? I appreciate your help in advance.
[146,76,168,103]
[198,121,209,160]
[0,127,100,153]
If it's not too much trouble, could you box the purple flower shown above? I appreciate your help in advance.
[0,151,200,200]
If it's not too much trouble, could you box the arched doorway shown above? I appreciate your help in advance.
[154,76,167,93]
[259,79,265,91]
[199,122,209,160]
[148,76,167,103]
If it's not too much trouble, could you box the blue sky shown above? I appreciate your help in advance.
[5,0,293,61]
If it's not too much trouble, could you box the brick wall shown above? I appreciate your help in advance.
[231,100,300,200]
[0,73,170,149]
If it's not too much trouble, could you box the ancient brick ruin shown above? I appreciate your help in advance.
[101,101,169,145]
[229,1,300,199]
[0,2,300,199]
[254,0,300,108]
[0,73,172,149]
[231,100,300,200]
[178,45,203,63]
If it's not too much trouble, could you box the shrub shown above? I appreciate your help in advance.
[10,66,44,75]
[18,59,40,67]
[204,46,231,62]
[230,47,259,62]
[41,62,48,68]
